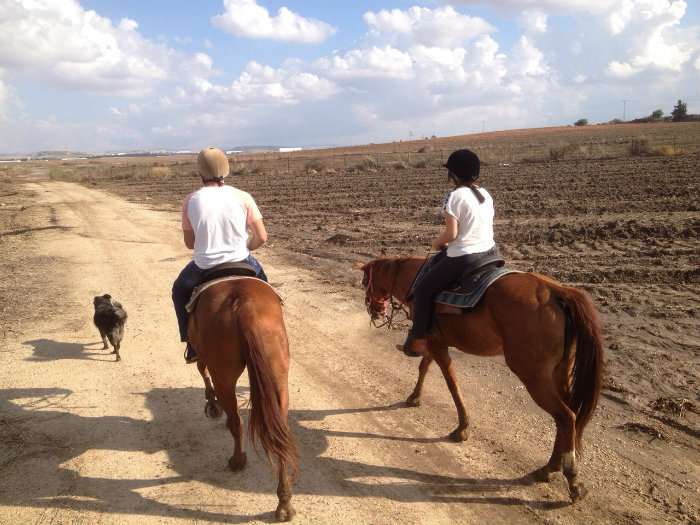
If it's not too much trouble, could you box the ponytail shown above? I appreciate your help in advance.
[468,183,486,204]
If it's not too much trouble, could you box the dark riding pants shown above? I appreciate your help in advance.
[411,249,493,339]
[172,255,268,342]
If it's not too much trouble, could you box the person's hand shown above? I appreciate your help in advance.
[431,239,446,251]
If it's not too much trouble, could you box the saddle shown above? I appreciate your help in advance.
[435,265,520,314]
[185,262,272,313]
[412,249,520,315]
[203,261,256,281]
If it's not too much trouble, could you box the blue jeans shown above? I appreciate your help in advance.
[172,255,267,342]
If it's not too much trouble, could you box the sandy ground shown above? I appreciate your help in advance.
[0,173,698,524]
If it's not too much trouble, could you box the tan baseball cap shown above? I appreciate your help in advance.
[197,147,230,179]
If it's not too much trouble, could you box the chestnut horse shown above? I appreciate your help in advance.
[188,277,298,521]
[355,253,603,502]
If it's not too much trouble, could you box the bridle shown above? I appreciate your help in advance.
[362,260,410,328]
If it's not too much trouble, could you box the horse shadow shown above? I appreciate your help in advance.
[23,338,118,362]
[0,385,567,524]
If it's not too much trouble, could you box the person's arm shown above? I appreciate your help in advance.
[431,213,458,251]
[183,229,195,249]
[247,218,267,251]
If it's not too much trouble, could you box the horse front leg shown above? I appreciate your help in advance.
[406,354,433,407]
[274,459,295,522]
[197,362,223,419]
[431,344,470,442]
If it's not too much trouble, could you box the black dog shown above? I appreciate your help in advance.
[93,294,128,362]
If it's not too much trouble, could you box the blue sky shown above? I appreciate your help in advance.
[1,0,698,154]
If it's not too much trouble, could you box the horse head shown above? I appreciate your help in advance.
[354,251,395,326]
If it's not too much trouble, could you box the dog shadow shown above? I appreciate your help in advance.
[23,338,116,362]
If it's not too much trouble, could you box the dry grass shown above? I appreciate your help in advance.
[8,121,698,185]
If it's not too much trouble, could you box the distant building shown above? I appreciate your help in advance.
[279,147,302,153]
[226,150,242,155]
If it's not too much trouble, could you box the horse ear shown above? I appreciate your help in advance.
[353,261,365,270]
[380,250,387,259]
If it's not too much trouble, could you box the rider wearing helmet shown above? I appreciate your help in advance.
[171,147,268,363]
[405,148,497,355]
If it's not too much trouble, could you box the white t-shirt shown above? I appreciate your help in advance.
[181,186,262,269]
[442,186,495,257]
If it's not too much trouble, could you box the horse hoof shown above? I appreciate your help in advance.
[115,355,121,362]
[570,482,588,502]
[449,428,468,442]
[204,401,223,419]
[274,504,296,522]
[531,466,554,483]
[405,396,421,407]
[228,453,247,471]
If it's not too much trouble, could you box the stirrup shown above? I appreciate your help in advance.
[184,343,198,364]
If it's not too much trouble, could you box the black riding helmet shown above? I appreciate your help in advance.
[444,149,480,185]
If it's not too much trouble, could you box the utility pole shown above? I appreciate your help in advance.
[622,100,630,122]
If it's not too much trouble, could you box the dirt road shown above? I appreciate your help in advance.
[0,177,697,524]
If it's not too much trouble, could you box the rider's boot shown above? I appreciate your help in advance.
[396,331,425,357]
[184,342,198,364]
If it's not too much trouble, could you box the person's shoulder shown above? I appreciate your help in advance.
[480,186,494,201]
[182,190,198,204]
[231,186,255,201]
[452,187,472,200]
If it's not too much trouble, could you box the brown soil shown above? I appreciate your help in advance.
[0,123,698,524]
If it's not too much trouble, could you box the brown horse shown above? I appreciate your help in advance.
[355,253,603,502]
[188,277,298,521]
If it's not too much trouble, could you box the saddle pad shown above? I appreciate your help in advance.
[186,276,282,313]
[435,268,521,309]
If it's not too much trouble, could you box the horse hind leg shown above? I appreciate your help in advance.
[221,390,247,471]
[274,458,295,521]
[524,363,586,502]
[197,362,223,419]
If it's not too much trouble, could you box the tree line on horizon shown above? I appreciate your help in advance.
[574,99,697,127]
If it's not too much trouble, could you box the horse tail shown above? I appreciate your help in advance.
[238,301,299,480]
[559,286,604,457]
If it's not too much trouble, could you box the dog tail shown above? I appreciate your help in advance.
[110,301,127,322]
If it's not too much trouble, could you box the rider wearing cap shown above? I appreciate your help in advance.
[171,147,268,363]
[405,148,497,355]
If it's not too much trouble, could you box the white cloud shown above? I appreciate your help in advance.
[520,9,548,33]
[441,0,620,15]
[212,0,336,43]
[363,6,495,47]
[607,60,635,77]
[510,35,549,76]
[317,47,414,79]
[0,0,172,96]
